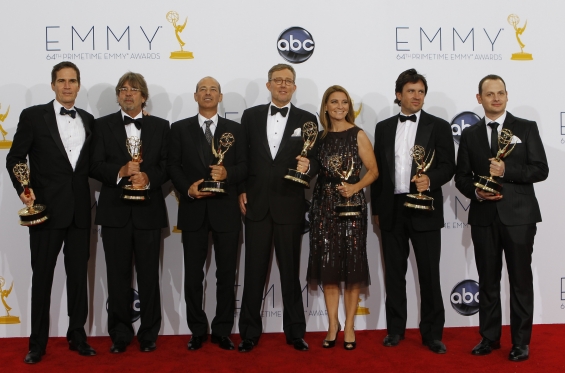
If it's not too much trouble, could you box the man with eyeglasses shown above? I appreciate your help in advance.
[90,72,170,354]
[237,63,319,352]
[6,61,96,364]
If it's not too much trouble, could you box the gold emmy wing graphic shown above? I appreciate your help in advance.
[352,101,362,120]
[169,189,181,233]
[0,277,21,324]
[0,103,12,149]
[355,297,370,315]
[166,11,194,59]
[508,14,533,60]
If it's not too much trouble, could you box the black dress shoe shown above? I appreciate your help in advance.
[238,339,255,352]
[110,341,127,354]
[287,338,309,351]
[140,341,157,352]
[508,345,529,362]
[344,340,357,350]
[471,338,501,356]
[383,334,404,347]
[24,350,43,364]
[69,340,96,356]
[187,335,207,350]
[424,340,447,354]
[211,335,235,350]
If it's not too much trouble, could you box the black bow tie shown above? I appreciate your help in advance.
[399,114,417,123]
[270,106,289,117]
[123,116,142,130]
[60,107,76,119]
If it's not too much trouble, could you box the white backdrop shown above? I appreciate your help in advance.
[1,0,563,338]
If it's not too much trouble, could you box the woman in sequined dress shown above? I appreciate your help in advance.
[307,85,379,350]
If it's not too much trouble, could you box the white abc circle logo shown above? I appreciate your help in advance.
[450,279,479,316]
[277,27,315,64]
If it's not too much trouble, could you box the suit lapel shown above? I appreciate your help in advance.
[412,110,434,177]
[502,112,518,137]
[108,111,130,160]
[140,115,157,158]
[276,104,299,160]
[475,118,491,156]
[188,116,208,167]
[74,107,91,169]
[44,102,72,168]
[258,104,273,160]
[383,116,398,185]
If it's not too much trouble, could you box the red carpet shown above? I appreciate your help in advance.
[0,325,563,372]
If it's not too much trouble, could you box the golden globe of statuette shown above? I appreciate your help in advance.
[12,163,49,225]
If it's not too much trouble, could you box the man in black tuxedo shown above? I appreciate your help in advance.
[90,72,169,354]
[237,64,318,352]
[455,75,548,362]
[6,61,96,363]
[371,69,455,354]
[167,77,246,351]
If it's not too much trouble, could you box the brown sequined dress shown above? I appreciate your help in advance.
[307,126,370,286]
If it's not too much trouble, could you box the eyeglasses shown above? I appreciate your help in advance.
[269,78,295,86]
[118,87,141,93]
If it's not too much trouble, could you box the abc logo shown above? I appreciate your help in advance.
[450,279,479,316]
[451,111,480,145]
[277,27,315,64]
[106,288,141,322]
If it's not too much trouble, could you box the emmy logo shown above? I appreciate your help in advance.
[199,132,235,194]
[0,103,12,149]
[0,277,20,324]
[508,14,533,60]
[355,297,370,316]
[166,11,194,60]
[474,128,516,195]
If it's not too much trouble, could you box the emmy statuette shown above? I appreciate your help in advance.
[404,146,435,211]
[328,155,363,217]
[0,277,20,324]
[199,132,235,194]
[12,163,48,226]
[474,128,516,195]
[121,136,149,200]
[284,121,318,187]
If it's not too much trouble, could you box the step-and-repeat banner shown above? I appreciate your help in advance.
[1,0,563,338]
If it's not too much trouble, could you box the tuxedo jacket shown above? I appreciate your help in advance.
[371,110,456,232]
[454,112,548,226]
[167,115,247,232]
[6,100,94,230]
[90,111,169,229]
[241,103,319,224]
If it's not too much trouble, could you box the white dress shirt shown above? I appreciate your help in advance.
[198,113,219,136]
[267,102,291,159]
[53,100,85,170]
[485,111,506,145]
[394,111,420,194]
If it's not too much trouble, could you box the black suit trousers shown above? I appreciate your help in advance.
[28,221,89,352]
[471,213,535,345]
[102,220,162,344]
[381,194,445,342]
[182,211,239,337]
[238,213,306,343]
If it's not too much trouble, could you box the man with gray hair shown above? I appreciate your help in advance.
[91,72,169,354]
